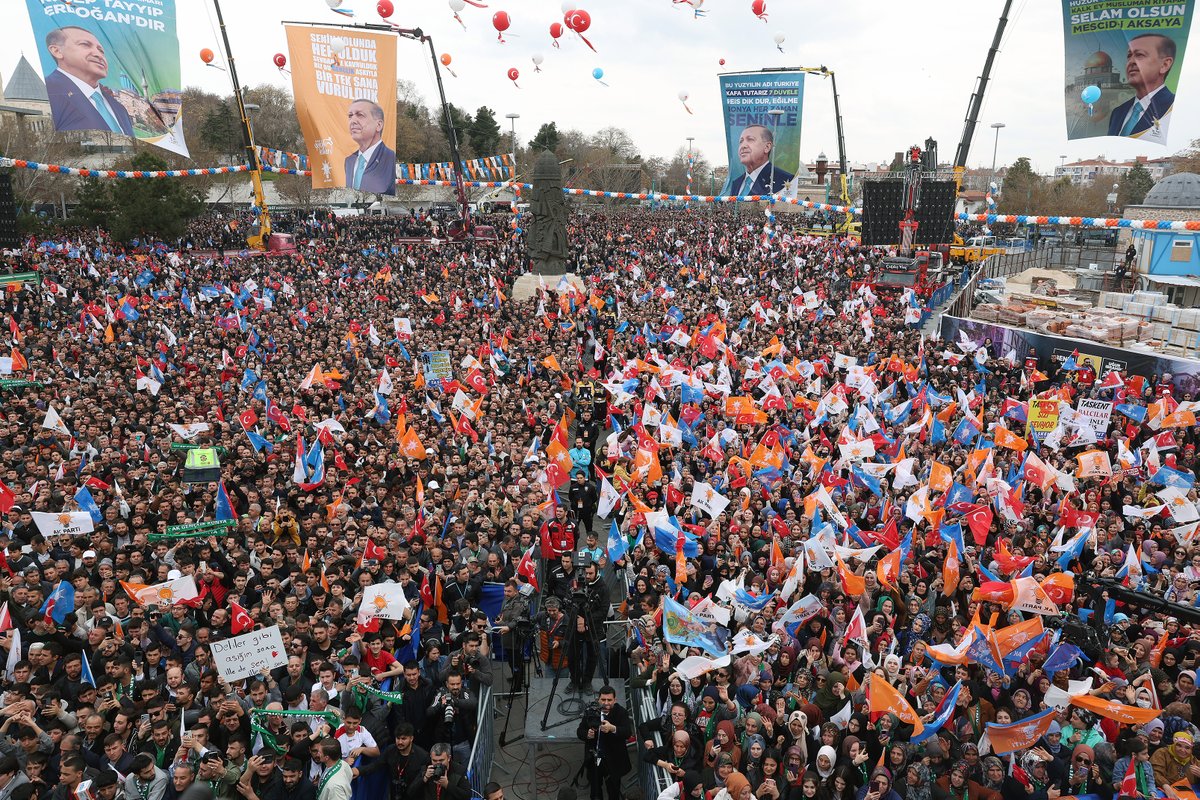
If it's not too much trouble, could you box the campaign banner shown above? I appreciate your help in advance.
[23,0,188,155]
[717,71,804,197]
[1062,0,1194,146]
[1027,399,1063,443]
[662,595,730,657]
[285,25,397,195]
[420,350,453,381]
[1076,398,1114,438]
[211,625,287,682]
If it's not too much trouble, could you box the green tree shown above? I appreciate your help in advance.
[997,156,1041,214]
[438,104,474,158]
[102,152,204,242]
[1117,162,1155,208]
[468,106,503,156]
[200,99,241,159]
[72,178,114,230]
[529,122,561,154]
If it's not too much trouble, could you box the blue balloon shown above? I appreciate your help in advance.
[1081,84,1101,104]
[592,67,604,80]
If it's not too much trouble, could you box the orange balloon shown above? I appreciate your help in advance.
[440,53,452,67]
[200,48,215,64]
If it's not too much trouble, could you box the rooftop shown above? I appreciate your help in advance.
[3,56,47,103]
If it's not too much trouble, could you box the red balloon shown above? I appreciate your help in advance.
[200,48,215,64]
[566,8,591,32]
[751,0,767,15]
[507,67,520,81]
[719,58,726,65]
[377,0,394,17]
[493,10,511,32]
[549,22,564,38]
[273,53,287,68]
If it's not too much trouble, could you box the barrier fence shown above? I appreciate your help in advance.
[465,683,494,796]
[630,676,675,800]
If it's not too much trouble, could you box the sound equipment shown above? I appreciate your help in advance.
[860,178,956,247]
[0,173,19,249]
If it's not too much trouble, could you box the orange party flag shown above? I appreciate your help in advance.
[837,552,866,598]
[1069,694,1161,725]
[868,678,924,736]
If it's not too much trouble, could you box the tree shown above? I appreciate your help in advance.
[200,99,241,160]
[529,122,561,154]
[1117,162,1155,208]
[997,157,1040,214]
[1169,138,1200,175]
[438,104,474,158]
[72,178,114,230]
[468,106,503,156]
[101,152,204,242]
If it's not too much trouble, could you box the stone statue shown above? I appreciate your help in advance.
[527,150,569,276]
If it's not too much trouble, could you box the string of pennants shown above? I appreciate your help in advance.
[256,146,308,173]
[5,156,1200,230]
[397,153,515,182]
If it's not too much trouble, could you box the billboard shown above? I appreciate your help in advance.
[23,0,188,155]
[717,72,804,197]
[1062,0,1194,146]
[285,25,398,195]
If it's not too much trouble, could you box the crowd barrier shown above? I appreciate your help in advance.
[630,675,675,800]
[465,683,495,796]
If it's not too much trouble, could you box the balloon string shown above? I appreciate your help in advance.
[497,32,505,43]
[463,0,488,6]
[454,13,466,29]
[277,67,291,76]
[552,40,560,49]
[776,44,784,53]
[694,10,707,17]
[683,102,693,115]
[448,68,458,78]
[757,12,769,21]
[597,79,609,87]
[578,33,597,52]
[534,66,542,72]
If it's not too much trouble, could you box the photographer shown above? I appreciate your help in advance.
[576,685,631,800]
[547,552,578,604]
[494,580,532,692]
[535,597,571,679]
[425,671,477,766]
[571,562,609,694]
[415,743,470,800]
[444,632,492,695]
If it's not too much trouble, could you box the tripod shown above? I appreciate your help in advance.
[497,622,534,748]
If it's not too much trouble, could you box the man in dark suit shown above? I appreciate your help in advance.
[726,124,795,196]
[1107,33,1176,143]
[44,26,135,136]
[577,685,632,800]
[344,99,397,195]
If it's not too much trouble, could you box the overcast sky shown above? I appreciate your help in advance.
[4,0,1198,176]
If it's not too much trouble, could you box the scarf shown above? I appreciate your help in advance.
[907,764,932,800]
[817,745,837,779]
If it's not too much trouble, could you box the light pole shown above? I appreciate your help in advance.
[1059,154,1067,176]
[686,136,695,204]
[989,122,1006,176]
[505,112,520,175]
[768,109,785,196]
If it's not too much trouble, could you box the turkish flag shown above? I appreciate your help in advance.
[0,480,14,515]
[266,404,291,432]
[230,601,254,635]
[516,548,538,590]
[465,368,488,395]
[963,504,994,546]
[238,409,258,431]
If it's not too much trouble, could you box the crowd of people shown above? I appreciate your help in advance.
[0,201,1194,800]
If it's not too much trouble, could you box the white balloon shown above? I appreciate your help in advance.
[561,1,576,13]
[690,0,704,7]
[326,0,343,7]
[532,53,545,65]
[774,32,786,44]
[449,0,466,11]
[330,37,347,55]
[678,90,689,101]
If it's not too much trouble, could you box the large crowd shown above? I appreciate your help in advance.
[0,201,1195,800]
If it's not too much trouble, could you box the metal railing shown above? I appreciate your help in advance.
[630,680,675,800]
[465,684,494,796]
[941,247,1052,321]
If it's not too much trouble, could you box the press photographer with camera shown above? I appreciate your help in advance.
[570,561,610,694]
[425,671,477,765]
[416,743,470,800]
[575,685,631,800]
[535,597,571,679]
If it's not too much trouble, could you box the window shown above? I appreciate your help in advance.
[1171,239,1193,263]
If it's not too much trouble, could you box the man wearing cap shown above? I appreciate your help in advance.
[1151,731,1200,786]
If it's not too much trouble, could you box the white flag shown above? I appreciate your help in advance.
[690,481,730,519]
[128,576,199,607]
[377,369,394,397]
[5,628,20,681]
[42,405,70,436]
[357,583,411,622]
[168,423,210,441]
[31,511,94,538]
[674,653,731,680]
[394,317,413,337]
[731,630,778,656]
[597,478,620,519]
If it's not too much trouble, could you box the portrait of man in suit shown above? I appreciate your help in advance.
[344,99,397,195]
[1107,33,1176,144]
[44,26,135,136]
[727,124,794,197]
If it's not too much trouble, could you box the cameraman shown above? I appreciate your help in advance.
[444,633,492,695]
[415,743,470,800]
[535,597,570,679]
[425,671,477,766]
[352,722,428,800]
[576,685,631,800]
[547,552,577,604]
[571,562,609,694]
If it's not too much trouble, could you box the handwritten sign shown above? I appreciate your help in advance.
[210,625,286,682]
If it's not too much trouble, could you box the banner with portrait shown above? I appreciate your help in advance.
[284,25,397,195]
[717,71,804,197]
[23,0,188,155]
[1062,0,1195,146]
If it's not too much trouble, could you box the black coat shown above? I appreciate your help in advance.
[577,702,632,776]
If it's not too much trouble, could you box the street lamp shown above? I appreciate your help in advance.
[686,136,695,202]
[1059,154,1067,175]
[505,112,520,180]
[989,122,1005,175]
[768,109,785,196]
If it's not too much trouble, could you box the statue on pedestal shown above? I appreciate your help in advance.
[527,150,568,276]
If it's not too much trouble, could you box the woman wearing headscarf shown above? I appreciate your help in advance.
[814,745,838,790]
[978,757,1005,797]
[896,613,931,661]
[1060,708,1105,750]
[657,770,706,800]
[936,760,1001,800]
[900,762,948,800]
[714,770,755,800]
[854,767,903,800]
[706,720,744,776]
[1055,743,1111,800]
[840,736,872,790]
[780,711,810,766]
[743,733,769,788]
[814,672,850,720]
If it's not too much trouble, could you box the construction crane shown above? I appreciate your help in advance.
[212,0,271,250]
[760,65,851,211]
[951,0,1013,196]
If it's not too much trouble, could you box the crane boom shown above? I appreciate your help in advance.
[952,0,1013,194]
